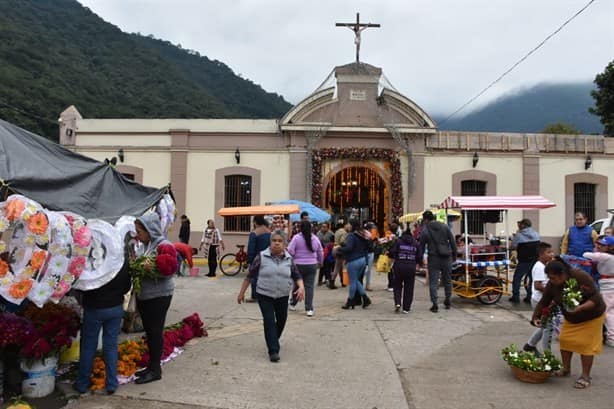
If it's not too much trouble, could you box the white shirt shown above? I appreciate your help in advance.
[531,260,547,303]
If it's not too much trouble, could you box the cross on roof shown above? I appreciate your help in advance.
[336,13,380,63]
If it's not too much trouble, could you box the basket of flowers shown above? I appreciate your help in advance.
[501,344,561,383]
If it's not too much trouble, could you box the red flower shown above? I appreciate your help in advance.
[156,253,177,277]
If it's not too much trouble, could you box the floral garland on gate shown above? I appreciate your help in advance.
[311,148,403,217]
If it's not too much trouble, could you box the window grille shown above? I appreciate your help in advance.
[574,183,596,223]
[224,175,252,232]
[461,180,486,235]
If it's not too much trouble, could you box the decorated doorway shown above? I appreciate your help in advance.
[324,166,388,233]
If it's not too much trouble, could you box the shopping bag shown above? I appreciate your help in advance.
[376,254,392,273]
[342,269,349,286]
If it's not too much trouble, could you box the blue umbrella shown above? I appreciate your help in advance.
[271,200,331,223]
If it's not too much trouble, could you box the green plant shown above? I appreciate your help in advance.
[501,344,561,372]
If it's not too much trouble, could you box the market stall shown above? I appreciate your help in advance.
[439,195,556,304]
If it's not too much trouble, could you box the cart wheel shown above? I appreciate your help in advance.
[220,253,241,276]
[477,276,502,305]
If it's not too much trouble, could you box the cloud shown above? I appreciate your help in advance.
[79,0,613,116]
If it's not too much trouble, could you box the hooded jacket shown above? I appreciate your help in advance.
[389,231,421,272]
[419,220,456,259]
[136,212,175,300]
[512,227,540,263]
[339,230,372,262]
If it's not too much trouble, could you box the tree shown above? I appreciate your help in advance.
[541,122,580,135]
[589,60,614,136]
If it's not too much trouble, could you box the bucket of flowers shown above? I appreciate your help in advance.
[562,278,583,312]
[501,344,562,383]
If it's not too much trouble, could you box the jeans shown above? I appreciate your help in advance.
[257,294,289,355]
[527,299,554,351]
[137,295,172,374]
[393,268,416,311]
[512,261,535,301]
[346,258,367,299]
[76,305,124,392]
[208,245,218,275]
[292,264,317,311]
[365,253,374,287]
[428,256,452,305]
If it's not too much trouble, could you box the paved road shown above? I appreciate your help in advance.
[64,268,614,409]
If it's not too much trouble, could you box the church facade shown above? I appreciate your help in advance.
[58,61,614,248]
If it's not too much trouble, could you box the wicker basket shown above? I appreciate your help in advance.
[510,365,551,383]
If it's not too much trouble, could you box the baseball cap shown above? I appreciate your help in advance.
[597,236,614,246]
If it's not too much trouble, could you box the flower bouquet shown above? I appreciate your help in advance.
[0,312,34,358]
[129,243,177,295]
[501,343,561,383]
[562,278,583,312]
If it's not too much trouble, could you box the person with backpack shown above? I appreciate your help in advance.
[388,228,422,313]
[338,219,373,310]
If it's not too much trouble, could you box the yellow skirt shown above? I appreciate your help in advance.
[559,314,605,356]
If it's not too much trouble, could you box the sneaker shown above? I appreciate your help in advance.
[387,287,394,292]
[395,304,401,313]
[402,310,410,314]
[269,353,280,362]
[306,310,314,317]
[508,297,520,304]
[605,340,614,348]
[429,304,439,313]
[289,304,296,311]
[444,299,451,310]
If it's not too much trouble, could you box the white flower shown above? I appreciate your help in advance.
[93,257,103,269]
[91,246,104,259]
[572,299,580,306]
[30,282,53,304]
[72,246,89,257]
[0,216,9,232]
[35,233,49,245]
[0,240,6,253]
[1,275,13,286]
[510,352,518,358]
[544,364,551,371]
[47,255,69,274]
[24,234,36,245]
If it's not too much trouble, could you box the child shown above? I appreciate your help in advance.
[524,242,555,353]
[319,238,335,287]
[388,228,421,313]
[583,235,614,347]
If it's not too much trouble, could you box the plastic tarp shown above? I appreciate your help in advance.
[0,119,168,222]
[439,195,556,210]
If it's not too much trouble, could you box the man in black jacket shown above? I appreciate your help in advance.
[179,214,191,244]
[419,211,457,313]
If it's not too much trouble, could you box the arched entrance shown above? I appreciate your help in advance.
[324,166,388,233]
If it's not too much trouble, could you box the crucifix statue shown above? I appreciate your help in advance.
[336,13,380,63]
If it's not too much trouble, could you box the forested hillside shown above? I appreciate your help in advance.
[438,82,602,134]
[0,0,291,140]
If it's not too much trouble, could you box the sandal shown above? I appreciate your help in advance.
[573,377,591,389]
[553,369,570,377]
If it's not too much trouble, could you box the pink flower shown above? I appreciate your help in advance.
[73,226,92,248]
[52,281,70,299]
[68,256,86,278]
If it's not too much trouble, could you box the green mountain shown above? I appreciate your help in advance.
[0,0,292,140]
[438,82,603,134]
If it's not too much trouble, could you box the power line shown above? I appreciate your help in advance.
[0,99,58,125]
[439,0,597,126]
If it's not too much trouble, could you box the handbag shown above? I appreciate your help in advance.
[376,254,392,273]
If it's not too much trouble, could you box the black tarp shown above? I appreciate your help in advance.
[0,119,169,222]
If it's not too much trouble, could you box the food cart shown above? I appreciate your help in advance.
[439,195,556,304]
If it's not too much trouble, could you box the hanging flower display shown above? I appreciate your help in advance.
[311,148,404,217]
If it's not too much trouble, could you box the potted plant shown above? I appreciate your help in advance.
[501,343,562,383]
[18,303,80,398]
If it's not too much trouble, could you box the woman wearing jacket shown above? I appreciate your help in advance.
[133,213,178,384]
[237,230,304,362]
[339,219,372,309]
[288,221,323,316]
[388,228,421,313]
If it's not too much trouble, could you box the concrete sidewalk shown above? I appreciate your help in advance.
[65,270,614,409]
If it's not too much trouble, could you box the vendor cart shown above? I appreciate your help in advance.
[439,195,556,304]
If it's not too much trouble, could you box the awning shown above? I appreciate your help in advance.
[439,196,556,210]
[218,204,300,217]
[399,208,462,223]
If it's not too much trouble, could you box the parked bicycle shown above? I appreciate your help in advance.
[219,244,248,276]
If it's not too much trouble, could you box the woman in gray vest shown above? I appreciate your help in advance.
[237,230,305,362]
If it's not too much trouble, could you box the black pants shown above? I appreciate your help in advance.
[257,294,288,355]
[393,268,416,311]
[208,245,218,275]
[318,260,333,284]
[137,295,172,374]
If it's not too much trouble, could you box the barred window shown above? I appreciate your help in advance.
[461,180,486,235]
[224,175,252,232]
[574,183,596,223]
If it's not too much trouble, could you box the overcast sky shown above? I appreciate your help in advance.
[78,0,613,117]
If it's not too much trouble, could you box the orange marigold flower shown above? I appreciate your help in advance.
[0,259,9,277]
[30,250,47,271]
[27,212,48,235]
[5,199,25,222]
[9,279,33,299]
